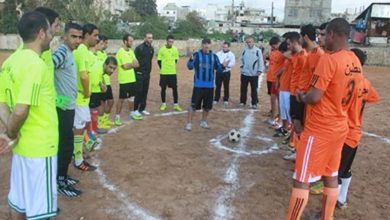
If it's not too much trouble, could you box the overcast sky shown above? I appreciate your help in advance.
[157,0,384,18]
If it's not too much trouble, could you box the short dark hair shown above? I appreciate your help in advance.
[122,33,134,42]
[99,35,108,41]
[326,18,351,37]
[17,11,49,43]
[278,41,289,52]
[282,32,293,39]
[82,23,98,37]
[144,32,153,37]
[65,22,82,33]
[34,7,59,25]
[319,22,328,31]
[351,48,367,66]
[223,41,231,47]
[269,36,280,46]
[300,24,316,41]
[287,31,301,43]
[202,38,211,44]
[104,56,118,66]
[166,34,174,40]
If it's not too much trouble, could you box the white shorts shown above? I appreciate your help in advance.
[74,105,91,129]
[279,91,291,123]
[8,154,58,220]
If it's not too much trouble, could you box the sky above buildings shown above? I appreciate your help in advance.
[157,0,384,18]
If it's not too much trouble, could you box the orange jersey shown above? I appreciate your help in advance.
[298,47,324,93]
[280,58,293,92]
[290,50,307,96]
[345,76,380,147]
[267,50,285,82]
[304,50,362,140]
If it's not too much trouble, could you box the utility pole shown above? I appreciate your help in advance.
[271,1,274,27]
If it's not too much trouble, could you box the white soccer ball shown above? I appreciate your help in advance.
[228,129,241,142]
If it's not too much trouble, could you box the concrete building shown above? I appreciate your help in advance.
[96,0,131,15]
[161,3,190,23]
[284,0,331,26]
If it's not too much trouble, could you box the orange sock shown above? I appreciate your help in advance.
[286,188,309,220]
[321,187,339,220]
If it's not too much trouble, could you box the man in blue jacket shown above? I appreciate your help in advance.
[240,36,265,109]
[186,39,224,131]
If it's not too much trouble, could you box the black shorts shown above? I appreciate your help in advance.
[160,75,177,88]
[191,88,214,111]
[267,81,273,95]
[338,144,358,180]
[119,83,137,99]
[102,85,113,101]
[89,93,104,108]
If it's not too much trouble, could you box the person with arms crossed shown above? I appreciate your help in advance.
[214,41,235,107]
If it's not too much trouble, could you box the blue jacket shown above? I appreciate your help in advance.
[187,50,223,88]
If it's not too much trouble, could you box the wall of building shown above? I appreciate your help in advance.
[284,0,331,26]
[1,34,389,66]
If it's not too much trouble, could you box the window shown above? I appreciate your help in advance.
[288,8,298,17]
[166,11,169,14]
[310,9,321,17]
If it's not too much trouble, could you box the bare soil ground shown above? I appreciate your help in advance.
[0,51,389,220]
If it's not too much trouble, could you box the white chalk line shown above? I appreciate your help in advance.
[92,121,162,220]
[362,131,390,144]
[213,74,265,220]
[210,135,279,156]
[152,108,259,118]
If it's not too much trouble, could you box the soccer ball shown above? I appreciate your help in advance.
[228,129,241,142]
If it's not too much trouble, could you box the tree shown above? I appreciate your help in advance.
[130,0,157,18]
[172,11,206,40]
[135,16,169,40]
[120,8,141,23]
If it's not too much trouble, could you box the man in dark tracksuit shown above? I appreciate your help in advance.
[134,32,154,116]
[240,36,265,109]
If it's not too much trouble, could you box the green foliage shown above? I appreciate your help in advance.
[262,29,280,43]
[172,12,206,40]
[206,30,233,42]
[120,8,141,23]
[130,0,157,18]
[134,16,169,40]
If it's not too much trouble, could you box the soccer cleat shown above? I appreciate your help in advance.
[213,101,218,105]
[173,104,183,112]
[239,103,245,107]
[98,122,111,130]
[336,201,348,209]
[185,123,192,131]
[141,110,150,116]
[160,103,167,111]
[310,181,324,195]
[130,111,144,120]
[224,101,229,107]
[273,127,289,137]
[74,161,97,171]
[283,152,296,161]
[200,120,210,129]
[65,176,80,186]
[251,104,258,109]
[85,139,98,152]
[114,117,123,126]
[58,183,82,197]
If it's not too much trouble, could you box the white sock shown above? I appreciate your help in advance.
[75,159,83,166]
[115,114,120,119]
[338,177,352,203]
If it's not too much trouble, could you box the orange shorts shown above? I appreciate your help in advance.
[293,132,346,183]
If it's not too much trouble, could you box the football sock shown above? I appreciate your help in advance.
[74,135,84,166]
[338,177,352,204]
[321,187,339,220]
[286,188,309,220]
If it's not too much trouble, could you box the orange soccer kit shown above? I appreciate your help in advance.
[287,50,363,220]
[268,50,285,95]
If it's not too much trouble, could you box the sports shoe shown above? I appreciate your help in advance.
[105,119,115,126]
[251,104,258,109]
[160,103,167,111]
[224,101,229,107]
[141,110,150,116]
[74,161,97,171]
[98,123,111,130]
[114,117,123,126]
[185,123,192,131]
[200,120,210,129]
[282,133,291,144]
[173,104,183,112]
[65,176,80,186]
[131,111,143,120]
[273,127,289,137]
[310,181,324,195]
[95,128,108,134]
[239,103,245,107]
[283,152,296,161]
[85,139,98,152]
[213,101,218,105]
[336,201,348,209]
[58,183,82,197]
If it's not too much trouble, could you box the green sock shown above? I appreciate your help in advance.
[74,135,84,166]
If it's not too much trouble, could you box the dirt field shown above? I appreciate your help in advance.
[0,50,389,220]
